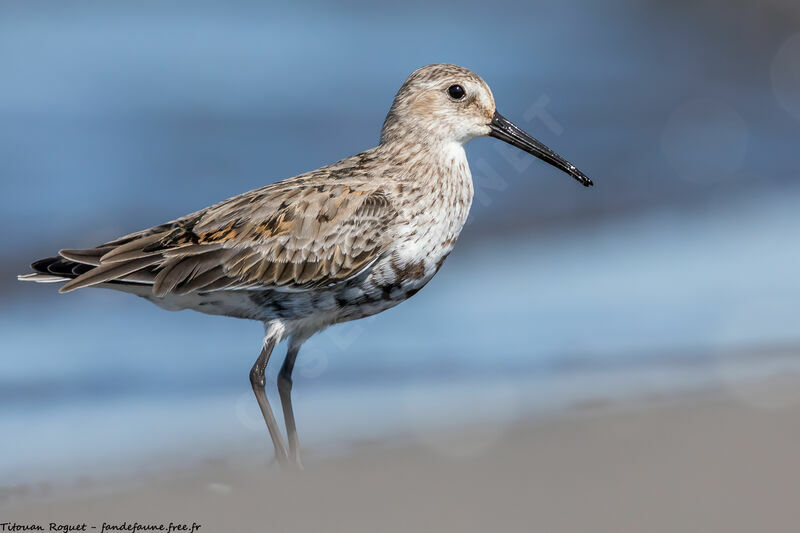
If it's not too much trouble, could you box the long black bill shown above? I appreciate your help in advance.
[488,111,593,187]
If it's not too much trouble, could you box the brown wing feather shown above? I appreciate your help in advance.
[57,162,398,295]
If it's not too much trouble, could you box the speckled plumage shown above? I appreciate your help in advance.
[20,64,591,467]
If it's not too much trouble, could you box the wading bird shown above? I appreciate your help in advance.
[20,64,592,468]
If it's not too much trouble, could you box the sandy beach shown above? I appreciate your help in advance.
[4,377,800,533]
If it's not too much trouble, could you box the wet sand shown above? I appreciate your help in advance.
[4,379,800,533]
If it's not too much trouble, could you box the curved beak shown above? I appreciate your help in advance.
[488,111,593,187]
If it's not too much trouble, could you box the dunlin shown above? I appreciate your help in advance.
[20,64,592,468]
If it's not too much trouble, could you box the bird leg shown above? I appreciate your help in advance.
[278,340,303,469]
[249,332,289,467]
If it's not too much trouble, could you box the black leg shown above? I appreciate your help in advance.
[278,339,303,468]
[249,332,289,467]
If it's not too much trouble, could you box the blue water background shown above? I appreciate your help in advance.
[1,0,799,485]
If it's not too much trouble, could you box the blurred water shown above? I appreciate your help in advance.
[3,187,800,486]
[1,0,800,486]
[2,0,799,256]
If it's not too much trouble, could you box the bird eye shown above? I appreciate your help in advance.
[447,84,466,100]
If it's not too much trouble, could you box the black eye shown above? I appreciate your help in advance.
[447,84,466,100]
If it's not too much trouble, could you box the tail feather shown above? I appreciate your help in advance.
[18,273,68,283]
[39,257,79,277]
[59,247,111,266]
[19,254,155,290]
[19,214,237,296]
[59,256,157,293]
